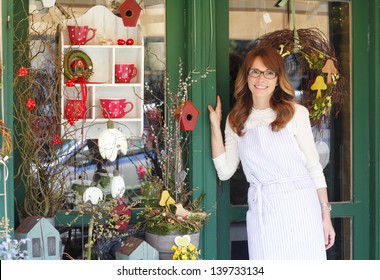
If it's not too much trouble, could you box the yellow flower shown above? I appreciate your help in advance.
[181,247,188,254]
[181,255,188,260]
[171,245,177,251]
[188,243,196,252]
[173,252,179,259]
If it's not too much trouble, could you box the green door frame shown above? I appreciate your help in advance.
[166,0,218,260]
[1,0,14,230]
[368,0,380,260]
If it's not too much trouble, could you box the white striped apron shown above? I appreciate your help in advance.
[238,126,326,260]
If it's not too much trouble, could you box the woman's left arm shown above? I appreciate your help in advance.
[317,187,336,250]
[293,104,335,249]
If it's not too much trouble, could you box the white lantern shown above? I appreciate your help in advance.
[83,187,104,205]
[98,121,128,162]
[111,170,126,198]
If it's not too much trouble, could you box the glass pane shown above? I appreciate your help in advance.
[230,217,351,260]
[229,0,352,205]
[21,1,166,211]
[327,217,352,260]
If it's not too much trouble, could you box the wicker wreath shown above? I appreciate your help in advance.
[257,28,345,130]
[64,50,93,80]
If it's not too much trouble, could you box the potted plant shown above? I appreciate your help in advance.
[135,60,210,259]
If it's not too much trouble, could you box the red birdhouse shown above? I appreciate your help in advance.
[114,201,132,231]
[174,100,200,131]
[118,0,142,27]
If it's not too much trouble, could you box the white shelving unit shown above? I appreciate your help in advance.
[59,5,144,140]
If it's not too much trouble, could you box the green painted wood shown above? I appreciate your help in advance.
[0,0,14,230]
[185,0,218,260]
[368,0,380,260]
[166,0,219,259]
[351,0,371,260]
[215,0,232,260]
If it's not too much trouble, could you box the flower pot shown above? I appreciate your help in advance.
[145,231,199,260]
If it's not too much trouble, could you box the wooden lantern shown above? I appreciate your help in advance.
[118,0,142,27]
[174,100,200,131]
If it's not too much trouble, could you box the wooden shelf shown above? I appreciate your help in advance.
[60,5,144,140]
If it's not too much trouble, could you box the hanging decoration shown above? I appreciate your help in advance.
[114,199,132,231]
[111,170,126,199]
[118,0,142,27]
[51,135,62,145]
[257,28,345,131]
[26,98,36,112]
[174,100,200,131]
[98,120,128,162]
[63,50,93,81]
[63,50,93,125]
[17,66,28,77]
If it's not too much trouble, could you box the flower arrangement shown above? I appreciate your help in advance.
[0,218,29,260]
[65,193,134,259]
[136,60,210,235]
[171,242,201,260]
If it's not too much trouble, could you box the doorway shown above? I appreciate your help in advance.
[216,0,370,260]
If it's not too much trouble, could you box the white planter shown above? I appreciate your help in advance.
[145,232,200,260]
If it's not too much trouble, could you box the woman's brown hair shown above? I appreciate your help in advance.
[229,46,295,136]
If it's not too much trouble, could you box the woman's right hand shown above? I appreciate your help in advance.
[208,95,222,128]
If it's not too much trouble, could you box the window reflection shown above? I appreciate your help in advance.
[26,0,166,209]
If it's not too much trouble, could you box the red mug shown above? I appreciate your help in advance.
[115,64,138,83]
[100,98,134,118]
[65,99,86,120]
[67,25,96,45]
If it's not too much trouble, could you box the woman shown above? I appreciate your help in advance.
[208,46,335,259]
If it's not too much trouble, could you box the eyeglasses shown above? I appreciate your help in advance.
[248,68,277,79]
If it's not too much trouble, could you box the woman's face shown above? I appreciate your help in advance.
[247,57,278,103]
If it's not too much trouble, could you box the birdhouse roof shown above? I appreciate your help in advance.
[174,100,200,116]
[119,0,142,12]
[15,216,44,234]
[116,236,144,256]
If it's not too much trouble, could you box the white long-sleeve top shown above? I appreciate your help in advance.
[212,104,327,189]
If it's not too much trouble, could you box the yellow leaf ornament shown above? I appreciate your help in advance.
[159,190,175,212]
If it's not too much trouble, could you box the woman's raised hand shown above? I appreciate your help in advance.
[208,95,222,128]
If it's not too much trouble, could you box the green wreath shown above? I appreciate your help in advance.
[64,50,94,80]
[257,28,345,130]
